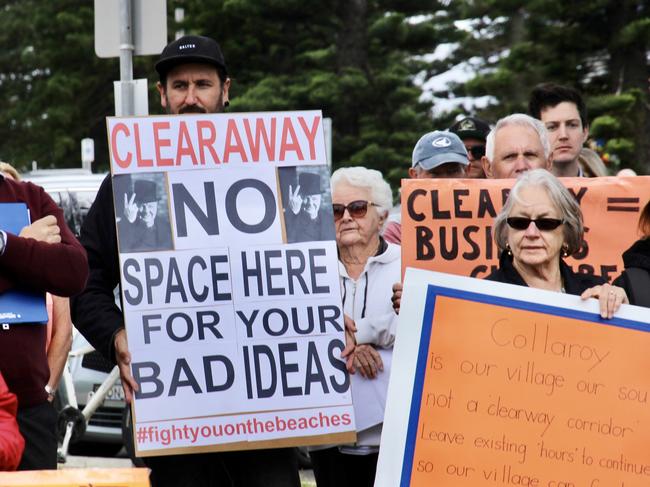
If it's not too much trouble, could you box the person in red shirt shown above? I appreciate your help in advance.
[0,371,25,471]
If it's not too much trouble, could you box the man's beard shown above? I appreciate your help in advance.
[179,105,208,114]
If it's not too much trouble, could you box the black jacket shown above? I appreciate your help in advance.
[486,251,605,296]
[70,175,123,364]
[613,238,650,307]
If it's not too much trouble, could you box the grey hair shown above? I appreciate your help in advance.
[330,166,393,214]
[485,113,551,161]
[493,169,584,256]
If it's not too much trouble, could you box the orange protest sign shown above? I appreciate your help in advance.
[0,468,150,487]
[376,269,650,487]
[401,176,650,281]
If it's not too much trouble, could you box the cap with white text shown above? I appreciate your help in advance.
[155,35,227,79]
[411,131,469,170]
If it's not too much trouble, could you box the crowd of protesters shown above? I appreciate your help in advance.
[0,33,648,487]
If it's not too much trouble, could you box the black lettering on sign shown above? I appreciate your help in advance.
[172,182,219,237]
[453,189,472,218]
[225,179,276,233]
[568,187,587,206]
[240,248,330,297]
[122,255,231,306]
[431,190,451,219]
[407,189,427,222]
[416,226,435,260]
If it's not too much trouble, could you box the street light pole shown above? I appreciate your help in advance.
[118,0,134,116]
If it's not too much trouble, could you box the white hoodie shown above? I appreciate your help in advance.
[339,241,400,448]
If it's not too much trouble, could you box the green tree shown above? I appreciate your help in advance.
[176,0,453,186]
[449,0,650,174]
[0,0,153,172]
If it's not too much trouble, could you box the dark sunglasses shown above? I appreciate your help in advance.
[467,145,486,159]
[506,217,564,231]
[332,200,377,221]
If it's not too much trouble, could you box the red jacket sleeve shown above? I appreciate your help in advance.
[0,372,24,471]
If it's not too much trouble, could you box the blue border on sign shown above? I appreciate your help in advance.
[398,284,650,485]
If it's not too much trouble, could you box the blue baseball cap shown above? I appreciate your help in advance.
[411,131,469,170]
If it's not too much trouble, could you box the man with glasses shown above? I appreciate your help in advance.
[383,131,469,244]
[449,116,491,178]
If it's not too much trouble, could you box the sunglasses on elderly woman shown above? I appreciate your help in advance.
[332,200,378,221]
[506,217,564,231]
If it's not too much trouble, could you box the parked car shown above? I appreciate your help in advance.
[23,169,126,456]
[23,169,106,238]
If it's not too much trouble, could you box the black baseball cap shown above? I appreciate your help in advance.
[155,35,228,79]
[449,116,491,141]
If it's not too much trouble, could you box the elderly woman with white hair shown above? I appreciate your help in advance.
[488,169,627,317]
[309,166,399,487]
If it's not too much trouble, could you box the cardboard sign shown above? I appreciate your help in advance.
[376,268,650,486]
[401,177,650,281]
[107,111,355,456]
[0,468,150,486]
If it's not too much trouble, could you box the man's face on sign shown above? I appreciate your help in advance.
[138,201,158,228]
[157,63,231,115]
[304,194,322,220]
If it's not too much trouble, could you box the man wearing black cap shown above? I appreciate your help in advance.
[72,36,300,487]
[155,35,230,115]
[285,171,334,243]
[449,116,491,178]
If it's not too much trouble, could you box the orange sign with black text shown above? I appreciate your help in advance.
[375,269,650,486]
[411,297,649,486]
[400,176,650,280]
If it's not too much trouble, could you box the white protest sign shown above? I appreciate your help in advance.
[108,111,355,456]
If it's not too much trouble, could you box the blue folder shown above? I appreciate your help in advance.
[0,203,48,325]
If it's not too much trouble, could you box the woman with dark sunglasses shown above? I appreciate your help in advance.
[488,169,628,318]
[308,166,399,487]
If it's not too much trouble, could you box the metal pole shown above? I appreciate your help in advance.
[119,0,134,116]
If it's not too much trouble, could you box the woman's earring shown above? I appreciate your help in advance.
[505,244,512,256]
[562,245,569,258]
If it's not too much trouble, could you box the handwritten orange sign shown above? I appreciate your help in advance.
[401,176,650,281]
[375,269,650,486]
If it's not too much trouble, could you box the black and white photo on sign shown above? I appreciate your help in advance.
[278,165,335,243]
[114,172,173,252]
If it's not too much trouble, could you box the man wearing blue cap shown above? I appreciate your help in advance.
[383,131,469,244]
[72,35,300,487]
[408,131,468,179]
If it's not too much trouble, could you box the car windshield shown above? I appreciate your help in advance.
[47,190,97,237]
